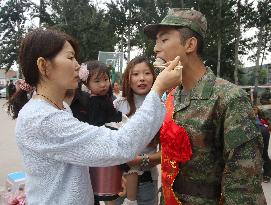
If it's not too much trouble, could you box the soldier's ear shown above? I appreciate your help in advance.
[184,37,197,54]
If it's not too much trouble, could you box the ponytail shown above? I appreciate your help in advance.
[7,89,32,119]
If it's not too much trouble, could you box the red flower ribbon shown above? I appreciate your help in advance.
[160,89,192,205]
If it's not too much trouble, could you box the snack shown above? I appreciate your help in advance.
[153,58,183,70]
[153,58,166,68]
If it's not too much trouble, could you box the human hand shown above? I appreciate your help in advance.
[118,176,127,197]
[151,56,182,97]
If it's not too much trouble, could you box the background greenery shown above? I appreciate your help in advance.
[0,0,270,85]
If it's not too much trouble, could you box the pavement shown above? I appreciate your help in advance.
[0,98,270,204]
[0,99,23,186]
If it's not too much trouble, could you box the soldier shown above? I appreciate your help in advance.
[144,8,267,205]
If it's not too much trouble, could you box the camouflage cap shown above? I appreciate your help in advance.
[144,8,207,39]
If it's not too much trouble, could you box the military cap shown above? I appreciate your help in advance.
[144,8,207,39]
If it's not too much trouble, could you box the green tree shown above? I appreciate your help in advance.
[0,0,34,73]
[133,0,168,60]
[43,0,117,62]
[246,0,271,104]
[106,0,149,62]
[238,66,268,86]
[188,0,237,81]
[108,0,239,81]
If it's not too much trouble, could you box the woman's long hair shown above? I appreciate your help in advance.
[122,56,155,117]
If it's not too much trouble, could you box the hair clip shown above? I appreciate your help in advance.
[79,64,89,82]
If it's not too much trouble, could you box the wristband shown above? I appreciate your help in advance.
[140,153,150,168]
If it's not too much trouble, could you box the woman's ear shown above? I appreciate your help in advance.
[37,57,49,77]
[184,37,198,54]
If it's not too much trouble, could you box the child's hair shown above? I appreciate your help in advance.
[122,56,155,117]
[82,60,113,99]
[7,28,79,119]
[74,82,91,108]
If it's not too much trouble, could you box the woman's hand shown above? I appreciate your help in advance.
[118,176,127,197]
[151,56,182,97]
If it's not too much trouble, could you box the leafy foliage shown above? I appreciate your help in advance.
[47,0,117,62]
[0,0,34,71]
[0,0,270,84]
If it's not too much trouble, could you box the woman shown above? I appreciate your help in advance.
[7,28,182,205]
[113,82,122,99]
[114,56,161,205]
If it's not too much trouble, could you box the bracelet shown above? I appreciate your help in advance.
[140,153,150,168]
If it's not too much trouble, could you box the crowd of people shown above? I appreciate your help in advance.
[4,7,270,205]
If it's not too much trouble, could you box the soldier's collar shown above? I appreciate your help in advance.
[188,68,215,100]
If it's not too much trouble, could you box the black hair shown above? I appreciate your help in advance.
[122,56,155,117]
[7,28,79,119]
[82,60,114,99]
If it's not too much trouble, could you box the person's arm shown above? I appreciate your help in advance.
[147,132,160,148]
[127,132,161,169]
[18,91,165,167]
[222,94,266,205]
[18,57,182,167]
[127,150,161,169]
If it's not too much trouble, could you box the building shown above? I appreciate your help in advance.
[0,69,18,88]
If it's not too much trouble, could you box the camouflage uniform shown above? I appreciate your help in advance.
[144,8,267,205]
[170,68,266,205]
[144,8,207,40]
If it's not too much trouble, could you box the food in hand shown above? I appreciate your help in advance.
[153,57,183,70]
[153,58,166,68]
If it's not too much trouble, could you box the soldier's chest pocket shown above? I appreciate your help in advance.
[174,102,217,134]
[174,109,217,149]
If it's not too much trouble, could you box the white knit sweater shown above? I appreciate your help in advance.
[15,91,165,205]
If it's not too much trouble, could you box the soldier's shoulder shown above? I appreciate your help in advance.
[213,78,248,102]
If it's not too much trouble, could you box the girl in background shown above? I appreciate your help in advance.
[114,56,161,205]
[79,60,125,205]
[79,60,123,126]
[113,82,123,99]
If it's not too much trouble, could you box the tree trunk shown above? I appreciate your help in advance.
[234,0,241,85]
[181,0,184,8]
[217,38,221,78]
[39,0,45,27]
[120,34,124,74]
[127,29,131,63]
[216,0,222,77]
[254,26,263,105]
[16,2,23,79]
[127,11,131,63]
